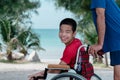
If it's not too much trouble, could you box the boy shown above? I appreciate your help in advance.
[59,18,83,68]
[28,18,83,80]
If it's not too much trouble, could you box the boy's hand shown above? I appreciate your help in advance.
[28,71,44,80]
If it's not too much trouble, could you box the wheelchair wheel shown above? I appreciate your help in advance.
[91,74,102,80]
[51,72,86,80]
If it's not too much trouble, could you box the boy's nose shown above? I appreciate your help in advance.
[62,33,66,36]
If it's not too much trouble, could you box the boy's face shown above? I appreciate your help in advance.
[59,24,76,45]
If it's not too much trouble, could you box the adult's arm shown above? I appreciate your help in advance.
[89,8,106,56]
[96,8,106,47]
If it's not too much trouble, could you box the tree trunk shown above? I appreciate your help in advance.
[7,51,13,60]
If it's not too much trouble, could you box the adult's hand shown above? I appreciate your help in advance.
[88,44,102,58]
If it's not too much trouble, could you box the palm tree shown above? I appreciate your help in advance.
[0,18,43,60]
[17,27,44,56]
[0,18,16,60]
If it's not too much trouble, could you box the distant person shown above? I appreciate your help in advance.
[28,18,84,80]
[89,0,120,80]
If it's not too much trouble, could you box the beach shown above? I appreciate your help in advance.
[0,59,113,80]
[0,59,60,80]
[0,62,46,80]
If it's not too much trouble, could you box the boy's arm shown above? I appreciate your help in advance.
[59,60,67,65]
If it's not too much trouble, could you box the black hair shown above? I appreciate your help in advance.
[59,18,77,32]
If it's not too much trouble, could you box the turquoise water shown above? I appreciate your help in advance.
[32,29,81,59]
[32,29,64,49]
[32,29,64,59]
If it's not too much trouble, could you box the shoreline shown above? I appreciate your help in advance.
[0,59,112,71]
[0,59,60,71]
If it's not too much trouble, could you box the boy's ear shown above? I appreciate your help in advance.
[73,31,77,37]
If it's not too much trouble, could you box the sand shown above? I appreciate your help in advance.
[0,59,60,80]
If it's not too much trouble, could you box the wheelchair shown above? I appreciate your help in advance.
[33,45,102,80]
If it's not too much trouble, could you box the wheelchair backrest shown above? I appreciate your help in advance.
[74,45,89,70]
[74,45,94,79]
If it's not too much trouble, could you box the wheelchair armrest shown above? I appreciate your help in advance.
[48,64,70,70]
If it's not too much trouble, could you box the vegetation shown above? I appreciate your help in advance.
[0,0,40,22]
[0,0,43,61]
[0,17,44,61]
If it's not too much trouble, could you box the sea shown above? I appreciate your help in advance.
[32,29,82,62]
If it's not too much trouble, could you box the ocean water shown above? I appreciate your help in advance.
[32,29,64,60]
[32,29,81,60]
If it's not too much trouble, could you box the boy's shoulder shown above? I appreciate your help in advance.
[73,38,82,44]
[68,38,82,48]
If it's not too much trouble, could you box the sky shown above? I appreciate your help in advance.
[31,0,74,29]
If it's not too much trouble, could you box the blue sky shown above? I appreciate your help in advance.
[31,0,74,29]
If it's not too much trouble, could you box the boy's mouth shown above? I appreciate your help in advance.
[61,37,67,42]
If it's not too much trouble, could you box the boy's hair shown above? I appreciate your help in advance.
[59,18,77,32]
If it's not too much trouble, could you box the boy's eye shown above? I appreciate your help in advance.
[66,31,70,33]
[59,30,72,33]
[66,30,72,33]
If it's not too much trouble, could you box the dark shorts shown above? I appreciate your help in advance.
[110,50,120,66]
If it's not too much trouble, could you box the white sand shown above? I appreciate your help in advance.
[0,59,60,80]
[0,62,46,71]
[0,59,60,71]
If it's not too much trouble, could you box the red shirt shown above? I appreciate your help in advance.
[60,38,83,68]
